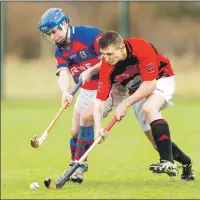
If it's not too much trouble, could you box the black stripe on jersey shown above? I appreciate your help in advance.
[156,61,168,80]
[124,41,133,58]
[159,61,167,69]
[150,43,158,54]
[156,70,170,80]
[109,58,138,86]
[108,66,116,97]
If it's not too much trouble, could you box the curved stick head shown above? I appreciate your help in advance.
[31,135,39,148]
[44,178,57,189]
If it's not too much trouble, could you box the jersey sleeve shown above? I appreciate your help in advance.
[132,38,159,81]
[93,33,102,57]
[96,58,112,101]
[85,27,102,57]
[55,49,69,76]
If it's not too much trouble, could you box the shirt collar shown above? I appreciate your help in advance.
[68,26,75,41]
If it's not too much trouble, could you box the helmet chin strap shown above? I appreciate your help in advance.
[56,23,70,48]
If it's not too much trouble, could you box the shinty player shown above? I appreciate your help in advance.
[93,31,195,180]
[38,8,127,184]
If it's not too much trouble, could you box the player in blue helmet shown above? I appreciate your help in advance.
[39,8,70,47]
[38,8,128,185]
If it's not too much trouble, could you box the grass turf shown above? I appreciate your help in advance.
[1,98,200,199]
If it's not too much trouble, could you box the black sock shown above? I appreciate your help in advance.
[172,142,191,165]
[150,119,173,163]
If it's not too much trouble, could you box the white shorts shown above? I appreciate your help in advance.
[133,76,175,132]
[74,88,97,114]
[74,88,127,117]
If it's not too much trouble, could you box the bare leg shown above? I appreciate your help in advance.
[143,93,176,176]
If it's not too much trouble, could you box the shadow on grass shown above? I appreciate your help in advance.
[61,177,198,190]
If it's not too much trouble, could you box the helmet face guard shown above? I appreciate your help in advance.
[41,24,68,46]
[38,8,69,46]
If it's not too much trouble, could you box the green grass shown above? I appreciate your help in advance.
[1,98,200,199]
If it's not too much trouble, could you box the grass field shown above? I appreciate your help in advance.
[1,98,200,199]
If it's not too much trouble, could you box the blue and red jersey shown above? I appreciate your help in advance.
[55,25,102,90]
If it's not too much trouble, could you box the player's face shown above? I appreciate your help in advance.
[48,27,66,44]
[100,45,125,65]
[46,22,69,44]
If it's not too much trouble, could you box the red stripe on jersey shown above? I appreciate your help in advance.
[69,57,100,90]
[56,56,68,65]
[70,57,100,76]
[63,41,88,57]
[93,33,102,54]
[96,58,114,101]
[114,66,138,83]
[81,80,99,90]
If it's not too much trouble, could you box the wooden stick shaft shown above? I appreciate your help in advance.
[45,101,69,133]
[45,80,82,133]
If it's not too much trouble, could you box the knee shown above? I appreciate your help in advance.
[142,104,152,116]
[71,128,79,138]
[81,111,92,121]
[81,111,93,125]
[142,103,159,118]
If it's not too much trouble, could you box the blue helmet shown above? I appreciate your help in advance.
[38,8,69,34]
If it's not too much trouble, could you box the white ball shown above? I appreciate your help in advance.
[30,182,39,190]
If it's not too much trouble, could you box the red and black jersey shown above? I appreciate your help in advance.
[97,37,174,101]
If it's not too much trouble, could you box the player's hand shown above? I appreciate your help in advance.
[79,69,93,85]
[61,92,73,108]
[95,127,106,144]
[115,101,128,121]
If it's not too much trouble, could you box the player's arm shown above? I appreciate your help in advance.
[88,58,102,76]
[93,62,112,142]
[93,98,105,131]
[59,69,74,107]
[80,60,102,84]
[93,96,107,144]
[80,32,103,84]
[115,80,156,121]
[55,51,73,106]
[123,79,156,108]
[116,39,158,119]
[58,69,71,96]
[124,39,158,107]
